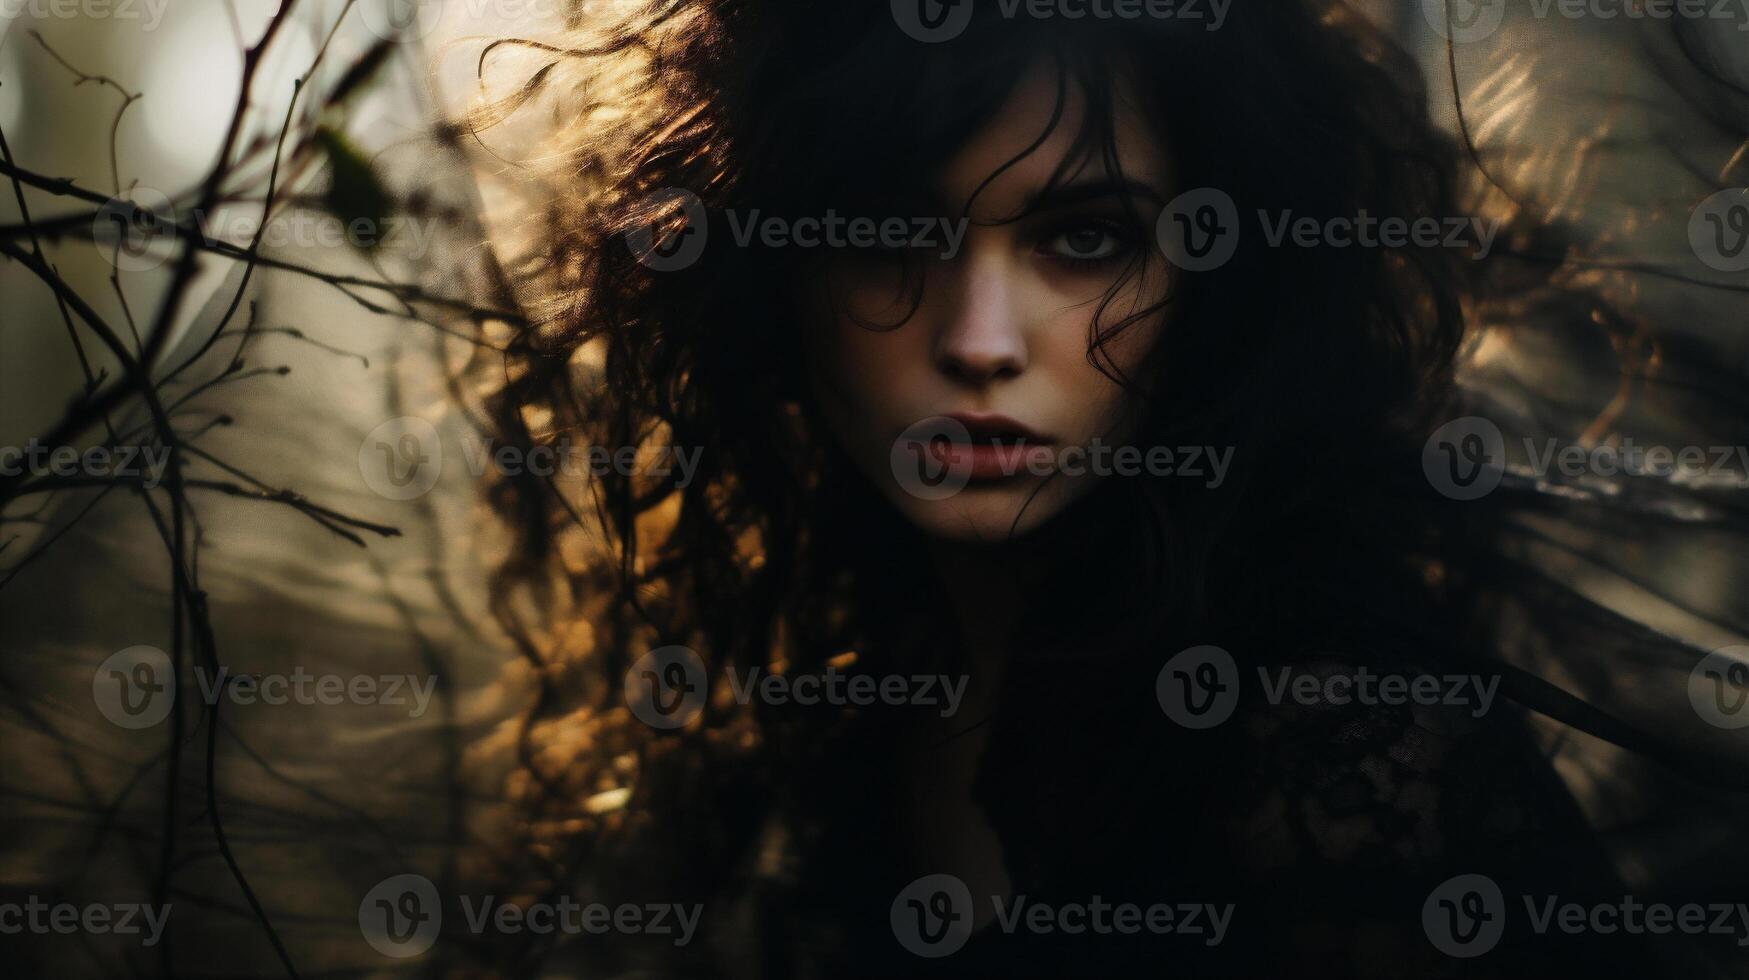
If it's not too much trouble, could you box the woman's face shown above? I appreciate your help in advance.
[804,64,1173,543]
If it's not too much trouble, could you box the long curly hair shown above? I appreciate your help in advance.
[468,0,1484,968]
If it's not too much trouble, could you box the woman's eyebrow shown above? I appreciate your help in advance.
[1022,177,1166,212]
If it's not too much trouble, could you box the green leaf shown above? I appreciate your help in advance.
[314,127,393,252]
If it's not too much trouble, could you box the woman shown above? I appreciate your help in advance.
[472,1,1746,975]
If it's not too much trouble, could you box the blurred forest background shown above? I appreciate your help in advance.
[0,1,1745,976]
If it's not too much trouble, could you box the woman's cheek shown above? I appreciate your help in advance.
[808,315,913,468]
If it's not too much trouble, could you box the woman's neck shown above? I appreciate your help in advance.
[928,540,1032,666]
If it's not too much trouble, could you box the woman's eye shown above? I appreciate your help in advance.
[1042,225,1128,264]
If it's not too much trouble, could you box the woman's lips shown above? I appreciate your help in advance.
[933,413,1057,481]
[949,442,1058,480]
[942,412,1050,443]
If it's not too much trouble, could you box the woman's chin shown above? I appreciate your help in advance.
[884,482,1074,544]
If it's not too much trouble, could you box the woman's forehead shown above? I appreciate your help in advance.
[929,60,1170,218]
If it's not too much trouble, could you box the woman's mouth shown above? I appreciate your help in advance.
[934,413,1058,481]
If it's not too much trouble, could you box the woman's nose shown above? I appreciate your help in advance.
[931,257,1029,384]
